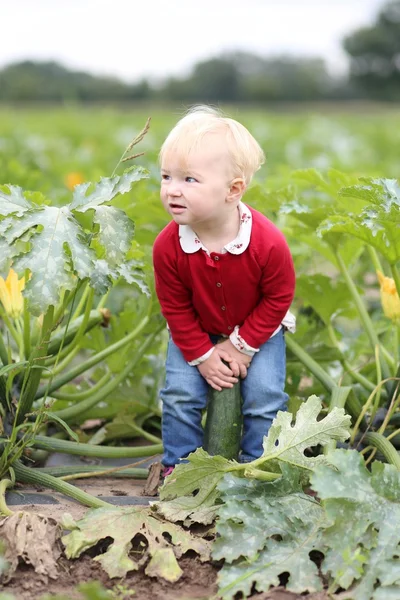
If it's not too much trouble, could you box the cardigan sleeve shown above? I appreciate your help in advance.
[237,236,295,348]
[153,234,214,363]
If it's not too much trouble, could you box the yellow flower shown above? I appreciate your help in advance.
[65,172,84,190]
[377,270,400,324]
[0,269,25,319]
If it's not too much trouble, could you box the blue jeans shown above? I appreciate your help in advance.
[160,329,288,466]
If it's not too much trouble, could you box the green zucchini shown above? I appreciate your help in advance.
[204,382,242,460]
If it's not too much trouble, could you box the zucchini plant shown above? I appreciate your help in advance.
[0,131,164,509]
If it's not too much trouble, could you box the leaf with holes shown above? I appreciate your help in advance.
[311,449,400,599]
[62,506,211,580]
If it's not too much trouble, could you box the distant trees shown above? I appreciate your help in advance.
[0,61,152,103]
[0,55,336,104]
[344,0,400,99]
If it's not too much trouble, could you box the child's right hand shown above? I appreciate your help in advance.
[197,350,239,391]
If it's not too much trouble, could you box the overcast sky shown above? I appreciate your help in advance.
[1,0,385,82]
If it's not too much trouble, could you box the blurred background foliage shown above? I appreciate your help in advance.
[1,0,400,104]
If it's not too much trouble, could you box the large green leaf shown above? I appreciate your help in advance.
[215,466,327,599]
[295,274,355,325]
[318,178,400,264]
[156,397,350,527]
[0,184,31,216]
[0,167,147,315]
[155,448,232,524]
[256,395,351,472]
[311,450,400,599]
[70,167,148,211]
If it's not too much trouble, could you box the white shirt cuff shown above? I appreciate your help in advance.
[188,347,215,366]
[229,327,259,356]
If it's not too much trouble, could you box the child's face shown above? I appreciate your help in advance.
[160,135,236,229]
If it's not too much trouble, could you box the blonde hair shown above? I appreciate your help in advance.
[159,105,265,186]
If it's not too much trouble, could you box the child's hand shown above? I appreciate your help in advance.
[197,350,239,391]
[215,339,252,379]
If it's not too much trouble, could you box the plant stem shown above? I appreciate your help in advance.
[52,371,112,402]
[35,465,149,479]
[23,295,31,361]
[0,329,9,366]
[59,456,152,480]
[362,432,400,469]
[335,251,393,377]
[71,282,89,322]
[0,479,14,516]
[0,309,22,349]
[53,328,162,422]
[30,436,163,458]
[35,314,149,400]
[368,246,384,273]
[391,263,400,298]
[13,460,110,508]
[326,324,376,392]
[285,335,335,391]
[17,305,54,423]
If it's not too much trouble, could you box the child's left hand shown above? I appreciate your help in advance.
[216,339,252,379]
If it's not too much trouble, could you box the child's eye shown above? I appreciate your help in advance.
[186,176,197,183]
[161,174,171,181]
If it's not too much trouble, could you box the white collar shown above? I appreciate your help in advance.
[179,201,252,256]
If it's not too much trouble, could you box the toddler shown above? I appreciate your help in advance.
[153,106,296,473]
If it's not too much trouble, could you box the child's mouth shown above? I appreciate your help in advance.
[169,203,186,214]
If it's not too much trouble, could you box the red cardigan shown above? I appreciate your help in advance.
[153,205,295,362]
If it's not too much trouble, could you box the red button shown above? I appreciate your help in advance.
[216,282,222,287]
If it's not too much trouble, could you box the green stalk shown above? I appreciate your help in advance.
[0,479,14,516]
[0,309,22,350]
[23,292,31,361]
[47,308,105,358]
[42,290,96,379]
[243,467,280,481]
[324,386,352,455]
[52,371,112,402]
[327,324,377,393]
[335,251,393,376]
[53,328,162,422]
[372,345,382,417]
[98,424,162,445]
[36,465,149,479]
[71,282,90,322]
[97,289,110,310]
[0,329,9,366]
[44,346,80,378]
[368,246,384,273]
[17,305,54,423]
[35,314,149,400]
[362,432,400,469]
[391,263,400,298]
[285,335,335,391]
[30,436,162,458]
[12,459,110,508]
[52,288,72,326]
[350,378,396,445]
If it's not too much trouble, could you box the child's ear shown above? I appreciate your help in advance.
[227,178,246,203]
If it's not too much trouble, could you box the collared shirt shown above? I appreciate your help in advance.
[153,202,296,364]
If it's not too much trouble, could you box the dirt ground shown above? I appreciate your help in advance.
[0,476,334,600]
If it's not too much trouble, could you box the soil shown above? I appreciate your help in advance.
[0,476,333,600]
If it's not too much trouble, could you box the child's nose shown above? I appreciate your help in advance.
[168,182,182,196]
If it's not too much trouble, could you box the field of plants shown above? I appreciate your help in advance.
[0,104,399,600]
